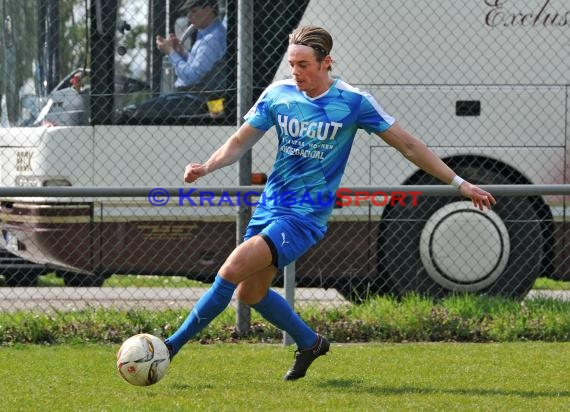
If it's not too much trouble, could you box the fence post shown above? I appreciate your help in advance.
[235,0,254,335]
[283,261,296,346]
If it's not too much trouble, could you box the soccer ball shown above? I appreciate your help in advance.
[117,333,170,386]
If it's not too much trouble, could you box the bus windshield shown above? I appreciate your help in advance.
[1,0,89,127]
[0,0,239,128]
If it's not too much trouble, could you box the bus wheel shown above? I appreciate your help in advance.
[3,271,39,286]
[60,271,106,287]
[377,169,544,300]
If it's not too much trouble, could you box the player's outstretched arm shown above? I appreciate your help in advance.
[377,122,496,210]
[184,124,265,183]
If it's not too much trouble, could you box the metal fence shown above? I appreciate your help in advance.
[1,0,570,319]
[1,184,569,310]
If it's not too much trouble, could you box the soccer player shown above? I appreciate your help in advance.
[165,25,496,380]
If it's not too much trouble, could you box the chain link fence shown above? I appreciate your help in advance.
[1,0,569,313]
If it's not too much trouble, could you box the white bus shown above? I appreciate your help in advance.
[1,0,568,300]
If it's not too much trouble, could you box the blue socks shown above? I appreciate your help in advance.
[165,275,236,357]
[252,289,317,349]
[165,276,316,357]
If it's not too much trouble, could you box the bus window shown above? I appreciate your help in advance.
[1,5,42,127]
[112,0,235,125]
[0,1,92,127]
[112,2,151,113]
[1,0,303,128]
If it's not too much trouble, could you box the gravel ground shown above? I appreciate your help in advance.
[0,286,349,312]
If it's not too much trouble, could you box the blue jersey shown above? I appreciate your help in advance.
[245,78,395,226]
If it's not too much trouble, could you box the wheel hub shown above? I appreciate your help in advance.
[419,201,510,291]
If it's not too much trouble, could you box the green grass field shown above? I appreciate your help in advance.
[2,275,569,410]
[1,342,569,411]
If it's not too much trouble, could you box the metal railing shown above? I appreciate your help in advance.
[2,184,570,197]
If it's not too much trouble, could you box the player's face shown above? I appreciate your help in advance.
[287,45,331,97]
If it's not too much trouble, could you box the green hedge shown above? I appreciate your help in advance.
[1,294,569,345]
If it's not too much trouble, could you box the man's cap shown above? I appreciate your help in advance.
[179,0,218,12]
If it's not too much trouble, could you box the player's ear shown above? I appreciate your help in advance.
[323,55,333,71]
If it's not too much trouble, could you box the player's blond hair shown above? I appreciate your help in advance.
[289,25,333,71]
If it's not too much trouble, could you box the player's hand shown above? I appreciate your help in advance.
[459,182,496,210]
[184,163,207,183]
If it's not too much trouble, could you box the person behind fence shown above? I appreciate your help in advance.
[116,0,226,123]
[163,25,496,381]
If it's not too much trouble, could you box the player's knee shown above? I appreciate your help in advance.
[218,260,243,284]
[235,283,264,305]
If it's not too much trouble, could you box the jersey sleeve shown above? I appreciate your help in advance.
[244,87,275,131]
[357,91,396,134]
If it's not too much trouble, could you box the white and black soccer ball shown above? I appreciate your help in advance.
[117,333,170,386]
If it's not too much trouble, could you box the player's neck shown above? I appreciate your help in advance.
[305,78,334,98]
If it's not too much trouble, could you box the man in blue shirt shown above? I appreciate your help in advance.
[157,0,226,92]
[164,26,496,380]
[116,0,226,123]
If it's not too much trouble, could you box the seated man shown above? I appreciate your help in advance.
[116,0,227,123]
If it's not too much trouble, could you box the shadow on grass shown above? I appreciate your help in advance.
[170,382,214,391]
[319,379,570,399]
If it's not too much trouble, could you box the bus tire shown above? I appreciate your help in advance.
[60,271,106,287]
[377,163,545,300]
[3,271,39,287]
